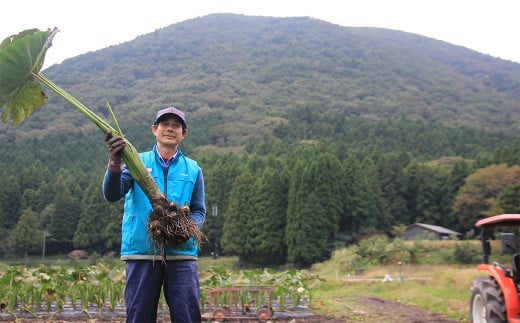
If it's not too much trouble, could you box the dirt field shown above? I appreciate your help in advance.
[0,296,460,322]
[290,296,459,323]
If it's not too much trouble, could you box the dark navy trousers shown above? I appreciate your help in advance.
[124,260,201,323]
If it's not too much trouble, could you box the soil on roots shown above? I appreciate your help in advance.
[147,196,204,256]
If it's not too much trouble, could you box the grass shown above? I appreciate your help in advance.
[309,265,475,320]
[308,242,499,322]
[198,255,239,271]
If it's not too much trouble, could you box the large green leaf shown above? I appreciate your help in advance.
[0,28,58,124]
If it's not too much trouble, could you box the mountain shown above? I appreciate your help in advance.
[1,14,518,260]
[1,13,519,150]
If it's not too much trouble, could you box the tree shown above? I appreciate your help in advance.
[286,153,344,266]
[374,151,411,228]
[285,161,304,262]
[490,142,520,166]
[313,153,344,236]
[0,173,22,233]
[449,159,472,194]
[404,162,455,228]
[198,152,242,256]
[21,180,54,215]
[454,164,520,229]
[286,160,321,266]
[341,156,379,236]
[249,166,289,265]
[18,160,52,192]
[221,168,255,260]
[73,182,122,253]
[49,174,81,253]
[9,208,43,265]
[497,183,520,214]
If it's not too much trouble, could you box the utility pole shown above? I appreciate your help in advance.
[212,205,218,259]
[42,228,48,262]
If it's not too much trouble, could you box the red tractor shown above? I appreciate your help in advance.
[470,214,520,323]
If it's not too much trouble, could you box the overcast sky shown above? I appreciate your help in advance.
[2,0,519,69]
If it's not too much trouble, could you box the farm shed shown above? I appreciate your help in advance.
[403,223,463,240]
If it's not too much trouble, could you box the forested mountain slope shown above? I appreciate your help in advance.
[1,13,519,148]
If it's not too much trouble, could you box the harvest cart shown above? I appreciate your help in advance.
[203,285,275,321]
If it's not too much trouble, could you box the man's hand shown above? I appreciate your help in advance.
[105,131,125,163]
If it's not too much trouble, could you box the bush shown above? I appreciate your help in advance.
[452,242,480,264]
[355,235,391,265]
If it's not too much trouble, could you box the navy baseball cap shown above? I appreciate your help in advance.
[154,107,187,128]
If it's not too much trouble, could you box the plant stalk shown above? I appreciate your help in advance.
[33,72,163,201]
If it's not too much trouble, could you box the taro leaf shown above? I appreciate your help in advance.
[0,28,58,125]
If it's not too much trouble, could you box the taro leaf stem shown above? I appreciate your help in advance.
[32,72,163,201]
[32,72,113,133]
[106,101,123,135]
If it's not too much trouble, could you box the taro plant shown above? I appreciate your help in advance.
[0,262,322,318]
[0,28,203,253]
[0,263,128,318]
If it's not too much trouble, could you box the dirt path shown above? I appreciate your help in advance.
[287,296,459,322]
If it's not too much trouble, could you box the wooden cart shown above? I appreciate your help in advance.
[203,285,275,321]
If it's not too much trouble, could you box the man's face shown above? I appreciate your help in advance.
[151,116,187,148]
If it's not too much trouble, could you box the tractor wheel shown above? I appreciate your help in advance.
[470,276,507,323]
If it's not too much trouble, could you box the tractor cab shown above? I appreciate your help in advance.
[470,214,520,323]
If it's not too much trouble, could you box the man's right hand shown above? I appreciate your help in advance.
[105,131,125,163]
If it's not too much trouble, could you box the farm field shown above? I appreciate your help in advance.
[0,241,496,322]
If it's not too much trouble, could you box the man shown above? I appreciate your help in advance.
[102,107,206,322]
